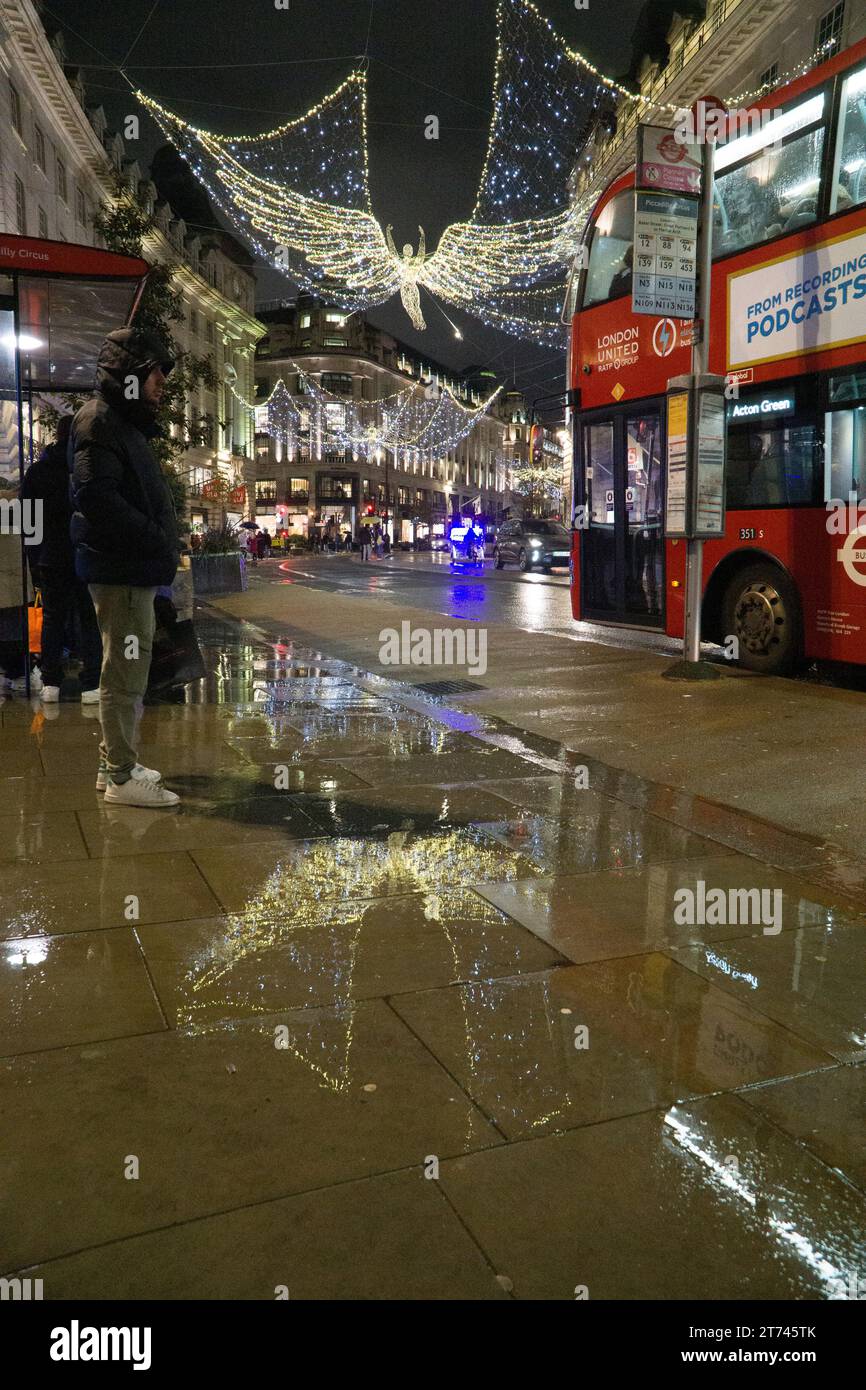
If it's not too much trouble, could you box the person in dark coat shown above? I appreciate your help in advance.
[70,326,181,807]
[21,414,102,704]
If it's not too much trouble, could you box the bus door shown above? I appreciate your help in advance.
[581,401,665,625]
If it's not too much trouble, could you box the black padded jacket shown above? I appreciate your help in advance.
[71,328,180,588]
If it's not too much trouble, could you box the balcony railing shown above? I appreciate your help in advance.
[577,0,749,200]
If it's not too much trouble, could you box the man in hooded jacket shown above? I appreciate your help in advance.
[71,327,181,807]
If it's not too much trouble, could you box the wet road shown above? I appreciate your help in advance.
[260,551,866,685]
[261,551,682,658]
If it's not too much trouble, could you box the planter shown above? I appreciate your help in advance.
[190,552,247,595]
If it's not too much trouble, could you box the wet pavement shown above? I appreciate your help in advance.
[1,605,865,1300]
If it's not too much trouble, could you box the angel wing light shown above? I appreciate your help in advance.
[138,0,629,345]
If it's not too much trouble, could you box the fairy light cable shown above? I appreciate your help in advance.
[135,0,628,348]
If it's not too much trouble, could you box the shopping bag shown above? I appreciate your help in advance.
[28,591,43,655]
[148,599,207,692]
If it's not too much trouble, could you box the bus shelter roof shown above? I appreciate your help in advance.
[0,235,149,393]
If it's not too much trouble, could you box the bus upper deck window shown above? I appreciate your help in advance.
[712,94,826,257]
[583,190,634,308]
[831,65,866,213]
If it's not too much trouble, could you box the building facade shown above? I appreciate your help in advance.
[251,298,514,544]
[498,389,568,519]
[0,0,266,526]
[567,0,866,244]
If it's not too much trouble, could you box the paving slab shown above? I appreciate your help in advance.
[192,828,546,914]
[21,1170,509,1300]
[667,921,866,1062]
[0,928,165,1055]
[390,957,833,1140]
[476,856,865,964]
[438,1094,866,1300]
[737,1064,866,1193]
[0,1001,499,1272]
[0,851,222,938]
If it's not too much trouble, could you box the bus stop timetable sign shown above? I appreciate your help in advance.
[665,392,689,536]
[632,194,698,319]
[695,391,726,536]
[665,375,727,540]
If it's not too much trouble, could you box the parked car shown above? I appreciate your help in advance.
[493,519,572,573]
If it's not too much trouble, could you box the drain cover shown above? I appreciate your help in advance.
[412,679,486,696]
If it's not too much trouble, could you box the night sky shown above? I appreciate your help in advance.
[44,0,646,400]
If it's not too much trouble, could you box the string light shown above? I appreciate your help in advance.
[228,367,503,460]
[473,0,677,227]
[137,0,622,348]
[141,0,839,348]
[137,78,396,313]
[726,36,849,107]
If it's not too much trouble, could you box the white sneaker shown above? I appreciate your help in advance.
[41,685,61,703]
[96,763,162,793]
[104,778,179,808]
[81,688,100,705]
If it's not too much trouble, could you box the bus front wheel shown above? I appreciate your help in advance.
[722,564,802,675]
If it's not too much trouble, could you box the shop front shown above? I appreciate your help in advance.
[316,472,358,540]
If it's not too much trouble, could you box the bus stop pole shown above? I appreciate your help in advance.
[682,136,716,665]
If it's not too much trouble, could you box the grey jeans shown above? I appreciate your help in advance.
[89,584,157,783]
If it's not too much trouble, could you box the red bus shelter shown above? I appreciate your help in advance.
[0,236,149,694]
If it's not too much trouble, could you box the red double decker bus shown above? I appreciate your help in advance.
[568,38,866,672]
